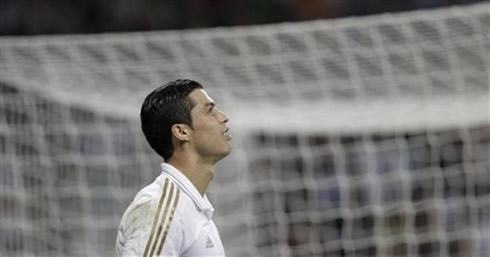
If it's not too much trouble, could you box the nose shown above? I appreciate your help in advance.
[219,109,229,123]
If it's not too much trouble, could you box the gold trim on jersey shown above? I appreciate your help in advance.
[143,178,180,257]
[156,189,180,255]
[148,183,175,257]
[143,178,169,257]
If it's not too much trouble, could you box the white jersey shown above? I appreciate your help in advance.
[116,163,226,257]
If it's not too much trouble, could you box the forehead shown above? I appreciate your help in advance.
[189,89,213,106]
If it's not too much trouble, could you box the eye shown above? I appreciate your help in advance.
[207,103,216,113]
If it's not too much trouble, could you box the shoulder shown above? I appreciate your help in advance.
[117,173,214,256]
[127,174,190,220]
[118,174,193,256]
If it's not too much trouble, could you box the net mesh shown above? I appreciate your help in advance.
[0,3,489,257]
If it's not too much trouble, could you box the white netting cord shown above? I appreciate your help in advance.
[0,3,488,131]
[0,3,489,257]
[247,126,489,257]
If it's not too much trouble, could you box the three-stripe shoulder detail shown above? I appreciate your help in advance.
[142,177,181,257]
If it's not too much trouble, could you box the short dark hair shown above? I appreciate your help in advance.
[140,79,203,160]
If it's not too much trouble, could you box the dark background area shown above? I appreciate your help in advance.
[0,0,486,36]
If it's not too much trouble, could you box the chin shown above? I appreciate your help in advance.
[222,147,232,157]
[217,147,232,160]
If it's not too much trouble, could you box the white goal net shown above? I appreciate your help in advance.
[0,2,489,257]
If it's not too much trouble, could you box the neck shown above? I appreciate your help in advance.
[167,153,215,196]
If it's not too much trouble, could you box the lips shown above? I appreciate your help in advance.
[223,127,232,140]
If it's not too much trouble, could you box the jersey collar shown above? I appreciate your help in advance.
[160,163,215,219]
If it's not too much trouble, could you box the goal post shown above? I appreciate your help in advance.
[0,2,489,257]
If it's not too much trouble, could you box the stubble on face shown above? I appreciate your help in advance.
[188,89,231,162]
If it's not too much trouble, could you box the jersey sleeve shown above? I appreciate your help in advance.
[116,199,154,257]
[116,179,184,257]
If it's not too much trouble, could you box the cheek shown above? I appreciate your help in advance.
[192,122,217,141]
[194,117,216,131]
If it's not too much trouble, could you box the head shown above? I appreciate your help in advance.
[140,79,231,163]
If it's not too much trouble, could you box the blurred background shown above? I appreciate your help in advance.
[0,1,489,257]
[0,0,487,35]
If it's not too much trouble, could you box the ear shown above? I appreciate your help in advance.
[171,124,191,142]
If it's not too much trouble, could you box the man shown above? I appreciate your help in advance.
[116,79,231,257]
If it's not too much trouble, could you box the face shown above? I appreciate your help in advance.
[187,89,231,162]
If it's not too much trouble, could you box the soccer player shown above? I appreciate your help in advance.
[116,79,232,257]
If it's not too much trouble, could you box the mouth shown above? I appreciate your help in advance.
[224,127,232,140]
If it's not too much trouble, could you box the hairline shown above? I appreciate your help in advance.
[183,88,203,128]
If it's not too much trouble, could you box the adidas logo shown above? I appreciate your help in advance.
[205,236,214,248]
